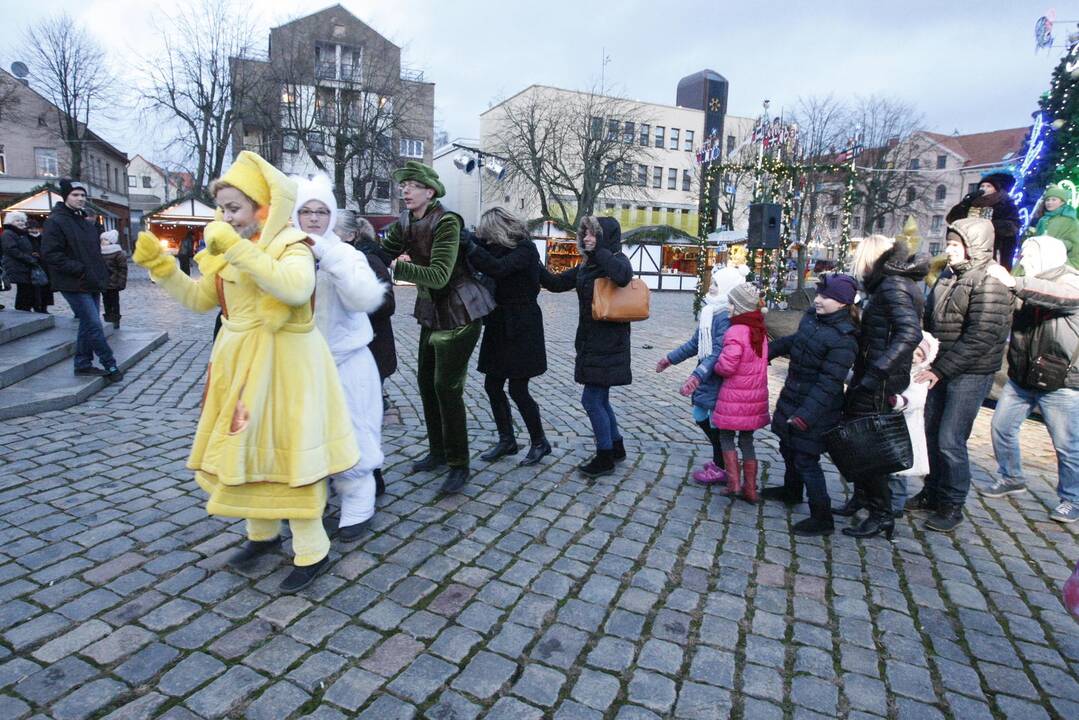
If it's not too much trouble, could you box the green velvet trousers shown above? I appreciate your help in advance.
[417,321,481,467]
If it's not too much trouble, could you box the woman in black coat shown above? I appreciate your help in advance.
[462,208,550,466]
[1,211,49,312]
[837,237,926,540]
[540,216,633,477]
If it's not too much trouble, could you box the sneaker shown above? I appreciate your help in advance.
[977,478,1027,498]
[105,366,124,383]
[1051,501,1079,523]
[925,503,964,533]
[74,366,108,376]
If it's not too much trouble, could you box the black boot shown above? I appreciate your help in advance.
[337,519,372,542]
[412,453,446,473]
[792,502,835,536]
[279,556,329,593]
[579,449,615,478]
[519,438,552,466]
[612,439,627,463]
[480,435,519,461]
[906,487,938,514]
[925,503,964,533]
[760,482,803,506]
[843,477,895,539]
[832,487,868,517]
[374,468,385,497]
[439,466,470,495]
[227,537,282,569]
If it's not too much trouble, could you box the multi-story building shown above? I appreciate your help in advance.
[0,68,129,236]
[126,155,193,230]
[230,4,434,215]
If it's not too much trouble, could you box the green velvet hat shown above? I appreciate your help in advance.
[1044,184,1071,203]
[392,160,445,198]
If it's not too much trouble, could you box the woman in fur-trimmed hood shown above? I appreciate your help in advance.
[132,151,359,592]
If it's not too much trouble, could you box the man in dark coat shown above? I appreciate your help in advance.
[910,217,1013,531]
[41,179,123,382]
[946,171,1021,270]
[178,230,195,276]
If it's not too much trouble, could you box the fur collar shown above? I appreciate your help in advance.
[864,238,928,292]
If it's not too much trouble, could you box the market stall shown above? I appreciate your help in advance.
[623,225,719,291]
[2,186,121,233]
[143,195,215,254]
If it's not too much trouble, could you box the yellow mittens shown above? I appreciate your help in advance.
[134,232,176,279]
[204,221,242,256]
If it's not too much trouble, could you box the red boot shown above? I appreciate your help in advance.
[720,451,741,496]
[741,460,759,504]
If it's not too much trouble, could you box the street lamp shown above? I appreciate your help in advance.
[451,144,507,225]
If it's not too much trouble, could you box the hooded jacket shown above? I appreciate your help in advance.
[924,218,1013,379]
[1007,235,1079,390]
[1,224,38,285]
[100,232,127,291]
[845,239,926,415]
[540,217,635,387]
[41,202,110,293]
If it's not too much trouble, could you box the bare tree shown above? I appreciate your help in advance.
[139,0,257,193]
[488,90,558,220]
[789,95,850,247]
[0,74,24,125]
[22,13,116,179]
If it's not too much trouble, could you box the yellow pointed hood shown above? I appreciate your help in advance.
[214,150,307,257]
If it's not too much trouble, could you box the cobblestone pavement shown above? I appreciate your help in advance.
[0,268,1077,720]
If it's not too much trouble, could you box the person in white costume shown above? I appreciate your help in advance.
[292,175,387,541]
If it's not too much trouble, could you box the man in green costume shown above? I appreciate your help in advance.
[382,161,495,493]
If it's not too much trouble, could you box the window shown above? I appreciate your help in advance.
[283,133,300,153]
[307,131,326,155]
[652,206,662,223]
[931,215,943,232]
[0,144,5,174]
[639,123,650,146]
[623,121,635,144]
[375,180,391,200]
[654,126,665,148]
[906,187,917,203]
[669,128,680,150]
[127,175,136,188]
[967,182,979,195]
[35,148,58,177]
[935,184,947,202]
[832,190,841,205]
[341,46,362,82]
[726,135,736,156]
[635,206,646,223]
[400,138,424,158]
[652,166,663,188]
[930,242,941,255]
[607,119,620,141]
[605,162,617,182]
[936,154,947,169]
[876,217,885,231]
[682,169,692,192]
[624,162,635,184]
[667,168,678,189]
[684,130,695,151]
[827,214,838,230]
[852,216,862,230]
[38,114,47,127]
[909,158,920,170]
[142,176,152,188]
[105,162,112,190]
[637,164,648,187]
[590,116,603,139]
[681,209,691,228]
[314,42,337,80]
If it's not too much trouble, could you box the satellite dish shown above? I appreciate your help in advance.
[10,62,28,78]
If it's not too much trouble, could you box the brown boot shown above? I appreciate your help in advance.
[741,459,759,504]
[720,450,741,496]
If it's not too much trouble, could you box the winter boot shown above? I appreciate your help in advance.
[792,502,835,536]
[843,477,895,539]
[741,459,759,503]
[760,483,803,505]
[612,438,627,463]
[519,438,552,466]
[692,462,726,485]
[579,450,616,478]
[374,468,385,497]
[719,451,741,496]
[833,486,868,517]
[480,435,519,461]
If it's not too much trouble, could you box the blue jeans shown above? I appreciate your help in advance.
[923,372,996,506]
[889,475,907,515]
[61,291,116,370]
[581,384,622,451]
[780,442,827,506]
[991,379,1079,504]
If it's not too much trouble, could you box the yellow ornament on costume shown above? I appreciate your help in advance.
[135,151,359,520]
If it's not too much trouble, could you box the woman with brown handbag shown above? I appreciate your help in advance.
[540,216,634,477]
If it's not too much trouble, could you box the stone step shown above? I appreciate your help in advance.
[0,329,169,420]
[0,310,55,346]
[0,318,115,389]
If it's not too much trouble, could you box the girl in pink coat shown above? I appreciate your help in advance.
[712,282,770,502]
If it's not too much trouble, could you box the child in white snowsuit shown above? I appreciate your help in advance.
[889,332,939,515]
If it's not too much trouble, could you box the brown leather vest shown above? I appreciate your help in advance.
[400,204,494,330]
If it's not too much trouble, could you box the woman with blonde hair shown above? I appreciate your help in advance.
[132,151,359,592]
[460,207,551,465]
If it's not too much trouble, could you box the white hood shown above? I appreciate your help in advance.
[291,174,338,238]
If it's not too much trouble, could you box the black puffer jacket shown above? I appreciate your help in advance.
[1,226,38,284]
[925,217,1013,379]
[540,217,634,387]
[41,202,109,293]
[846,240,927,415]
[770,308,859,455]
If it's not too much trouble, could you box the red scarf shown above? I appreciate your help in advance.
[731,309,766,356]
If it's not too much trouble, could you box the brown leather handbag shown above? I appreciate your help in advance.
[592,277,650,322]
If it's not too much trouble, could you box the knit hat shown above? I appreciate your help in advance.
[215,152,272,206]
[291,174,338,237]
[59,178,87,200]
[1020,235,1069,277]
[391,160,445,198]
[816,273,858,305]
[1044,184,1071,203]
[979,171,1016,194]
[708,264,749,304]
[728,282,760,316]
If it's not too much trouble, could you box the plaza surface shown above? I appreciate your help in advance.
[0,267,1076,720]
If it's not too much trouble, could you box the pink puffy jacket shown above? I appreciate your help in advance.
[711,324,771,431]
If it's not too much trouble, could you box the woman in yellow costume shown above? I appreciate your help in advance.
[132,151,359,592]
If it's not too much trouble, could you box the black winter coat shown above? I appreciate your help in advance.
[846,240,927,415]
[469,239,547,379]
[925,218,1013,379]
[947,189,1021,268]
[361,247,397,381]
[1,226,38,284]
[770,308,859,455]
[540,217,634,387]
[41,202,109,293]
[102,251,128,291]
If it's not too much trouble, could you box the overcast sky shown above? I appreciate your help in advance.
[1,0,1065,164]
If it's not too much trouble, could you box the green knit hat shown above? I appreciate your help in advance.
[1044,184,1071,203]
[392,160,445,198]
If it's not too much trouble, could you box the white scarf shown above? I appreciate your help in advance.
[697,294,724,361]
